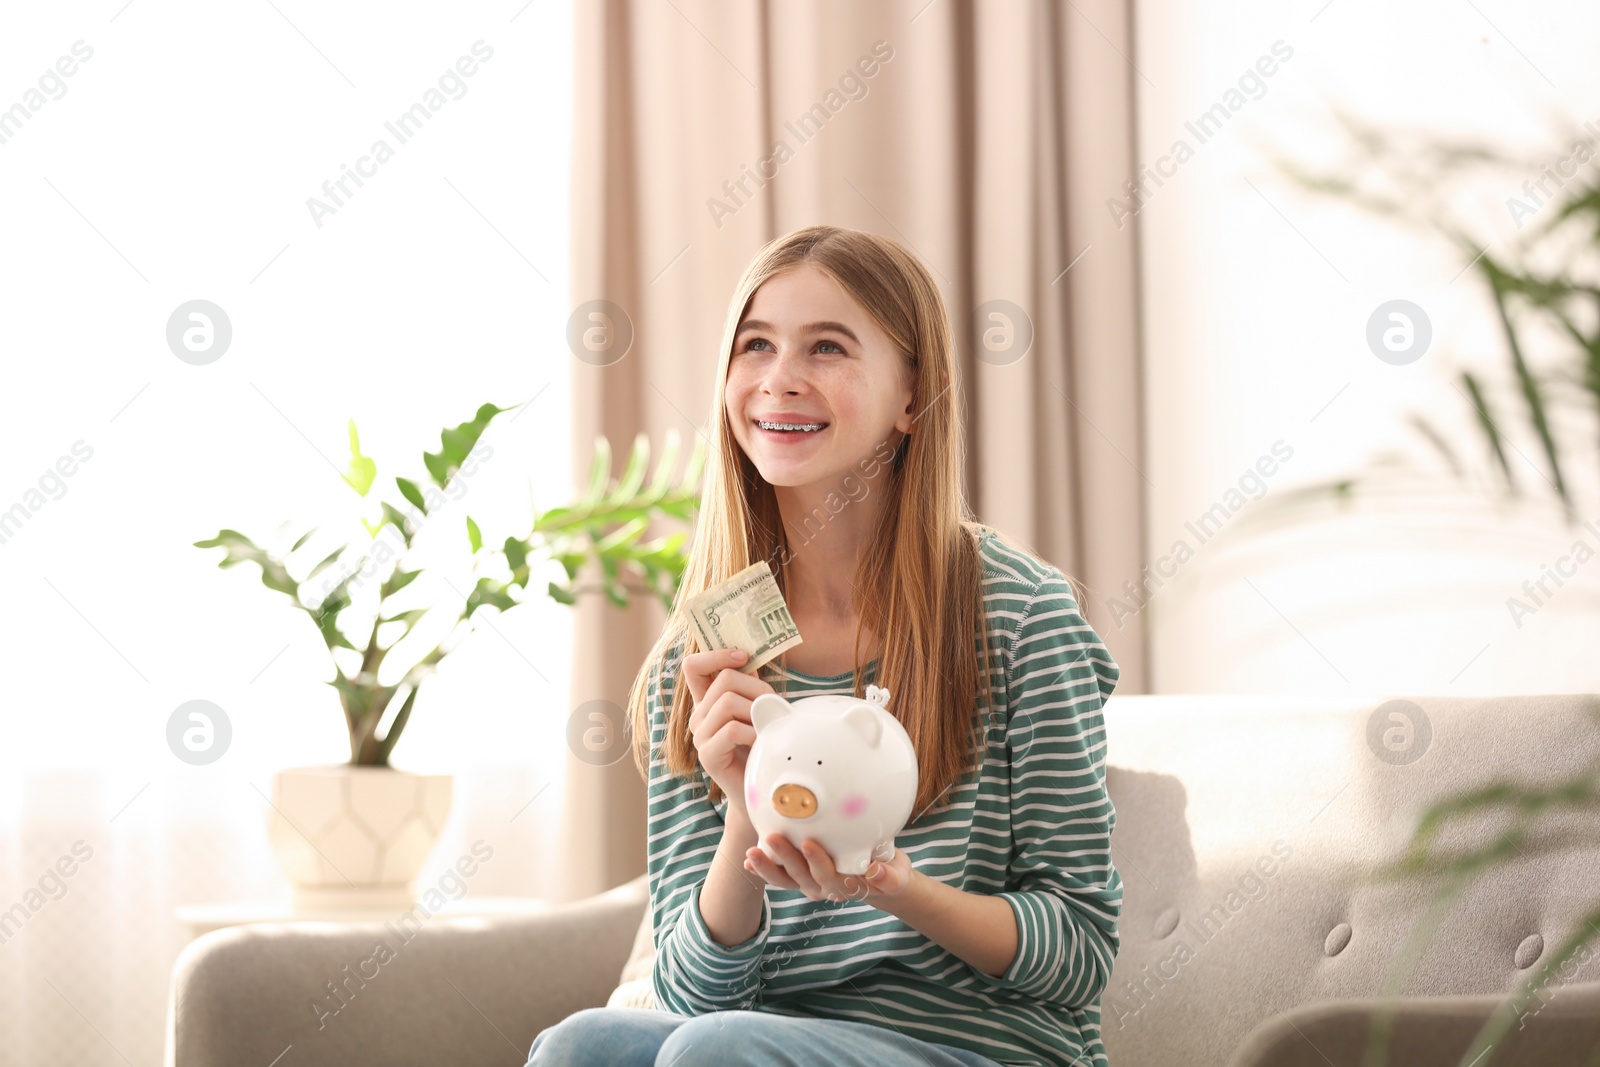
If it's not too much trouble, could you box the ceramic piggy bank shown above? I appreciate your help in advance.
[744,684,918,876]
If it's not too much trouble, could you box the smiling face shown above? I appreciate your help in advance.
[725,264,915,490]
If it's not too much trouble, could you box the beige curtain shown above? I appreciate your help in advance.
[560,0,1147,902]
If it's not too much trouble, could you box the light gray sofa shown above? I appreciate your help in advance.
[168,693,1600,1066]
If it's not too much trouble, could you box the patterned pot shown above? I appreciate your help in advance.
[266,765,452,906]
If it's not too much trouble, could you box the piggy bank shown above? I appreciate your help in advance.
[744,684,918,876]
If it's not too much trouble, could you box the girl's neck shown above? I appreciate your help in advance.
[771,480,886,614]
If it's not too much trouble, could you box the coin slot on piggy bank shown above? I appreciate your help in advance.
[744,684,918,876]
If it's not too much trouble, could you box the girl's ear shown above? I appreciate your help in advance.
[751,694,792,734]
[842,705,884,748]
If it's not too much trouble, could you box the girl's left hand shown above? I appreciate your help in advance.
[744,833,916,906]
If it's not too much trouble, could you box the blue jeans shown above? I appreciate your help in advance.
[526,1006,1009,1067]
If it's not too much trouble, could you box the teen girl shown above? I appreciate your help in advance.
[527,225,1122,1067]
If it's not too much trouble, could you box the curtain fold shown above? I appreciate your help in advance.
[562,0,1148,902]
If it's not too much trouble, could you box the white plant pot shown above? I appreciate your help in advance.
[266,765,452,908]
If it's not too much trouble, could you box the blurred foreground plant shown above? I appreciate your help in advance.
[195,403,705,765]
[1258,111,1600,529]
[1262,116,1600,1067]
[1347,702,1600,1067]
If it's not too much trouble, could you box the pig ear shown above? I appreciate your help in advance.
[751,694,792,734]
[843,705,883,748]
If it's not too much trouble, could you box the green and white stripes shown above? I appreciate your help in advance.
[644,529,1122,1067]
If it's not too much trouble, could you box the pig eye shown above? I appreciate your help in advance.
[786,756,791,760]
[816,760,822,765]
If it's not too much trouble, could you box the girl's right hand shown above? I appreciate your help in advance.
[681,648,777,818]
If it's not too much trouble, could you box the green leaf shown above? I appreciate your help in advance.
[1405,415,1464,478]
[319,617,358,651]
[378,502,417,548]
[466,515,483,553]
[380,608,429,625]
[262,564,301,598]
[303,556,363,653]
[395,477,427,513]
[422,403,510,489]
[342,419,378,497]
[291,527,318,552]
[547,580,576,606]
[611,433,649,503]
[194,528,260,553]
[503,536,529,573]
[309,591,357,651]
[594,515,648,554]
[1460,370,1517,494]
[441,426,473,467]
[1484,266,1569,510]
[195,529,299,599]
[581,434,612,504]
[384,567,423,596]
[503,536,530,587]
[422,449,449,487]
[604,580,629,608]
[463,577,519,619]
[305,545,347,583]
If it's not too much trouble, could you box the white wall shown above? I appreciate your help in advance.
[1129,0,1599,696]
[0,2,574,1063]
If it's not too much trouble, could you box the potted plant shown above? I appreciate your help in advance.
[196,402,704,904]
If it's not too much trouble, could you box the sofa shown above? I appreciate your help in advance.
[167,693,1600,1066]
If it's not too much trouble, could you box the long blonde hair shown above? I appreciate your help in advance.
[625,224,999,818]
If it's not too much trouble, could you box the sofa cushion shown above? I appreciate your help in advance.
[605,900,657,1009]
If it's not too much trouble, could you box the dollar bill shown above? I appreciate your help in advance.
[685,560,803,674]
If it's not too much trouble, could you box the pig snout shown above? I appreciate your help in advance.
[771,782,819,818]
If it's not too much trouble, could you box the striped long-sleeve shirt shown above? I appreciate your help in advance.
[646,528,1122,1067]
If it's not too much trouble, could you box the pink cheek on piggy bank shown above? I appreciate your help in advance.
[838,792,869,819]
[747,784,759,808]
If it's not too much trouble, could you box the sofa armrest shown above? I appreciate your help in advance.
[1228,979,1600,1067]
[167,874,648,1067]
